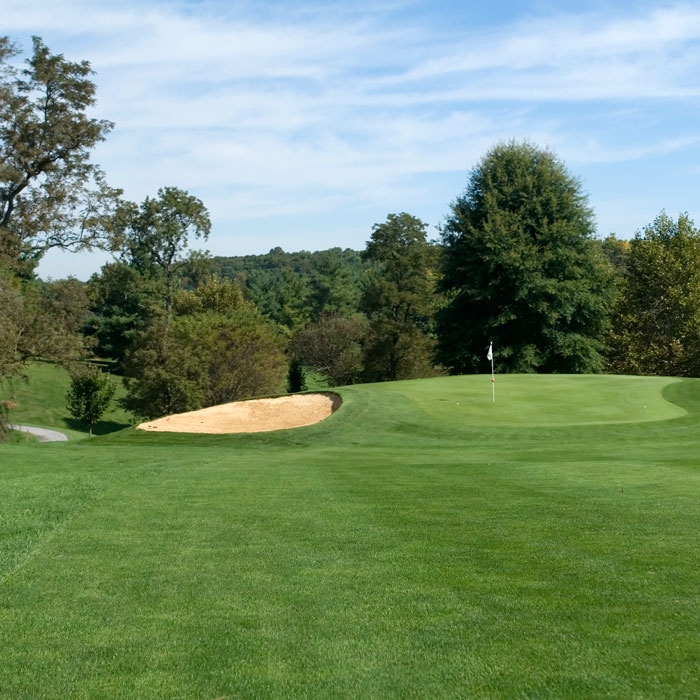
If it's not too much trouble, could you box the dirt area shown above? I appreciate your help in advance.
[136,392,342,434]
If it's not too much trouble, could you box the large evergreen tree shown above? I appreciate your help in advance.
[437,141,613,374]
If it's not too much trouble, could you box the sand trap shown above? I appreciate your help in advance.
[137,392,341,434]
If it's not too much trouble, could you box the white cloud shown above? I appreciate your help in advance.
[6,0,700,279]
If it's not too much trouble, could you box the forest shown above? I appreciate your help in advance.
[2,36,700,436]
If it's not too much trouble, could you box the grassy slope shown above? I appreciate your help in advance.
[1,374,700,699]
[2,362,132,439]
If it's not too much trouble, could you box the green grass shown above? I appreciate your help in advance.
[1,372,700,698]
[6,430,38,444]
[2,362,132,439]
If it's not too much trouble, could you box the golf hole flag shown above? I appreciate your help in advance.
[487,342,495,402]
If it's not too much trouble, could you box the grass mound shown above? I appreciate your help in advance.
[1,373,700,698]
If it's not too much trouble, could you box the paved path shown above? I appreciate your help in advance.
[10,425,69,442]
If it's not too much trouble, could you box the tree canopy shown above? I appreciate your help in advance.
[607,212,700,376]
[437,141,613,374]
[0,36,118,276]
[113,187,211,321]
[360,213,438,381]
[124,277,286,418]
[66,366,116,437]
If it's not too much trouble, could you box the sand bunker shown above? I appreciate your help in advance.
[137,392,341,434]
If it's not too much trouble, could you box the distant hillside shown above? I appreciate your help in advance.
[210,247,369,328]
[210,246,365,281]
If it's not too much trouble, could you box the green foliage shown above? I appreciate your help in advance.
[186,310,286,408]
[87,262,163,370]
[599,234,630,277]
[309,248,362,318]
[607,212,700,376]
[0,36,119,275]
[66,367,116,436]
[287,356,307,393]
[123,318,206,418]
[291,313,367,387]
[437,140,613,374]
[112,187,211,319]
[210,247,368,328]
[173,275,246,315]
[360,213,439,381]
[124,282,286,418]
[244,267,311,331]
[0,270,94,381]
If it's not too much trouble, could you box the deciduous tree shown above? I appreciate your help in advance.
[0,271,93,381]
[0,36,119,275]
[124,278,286,418]
[292,313,367,387]
[66,366,116,437]
[607,212,700,376]
[113,187,211,323]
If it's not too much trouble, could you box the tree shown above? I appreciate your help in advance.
[287,356,307,393]
[292,313,367,387]
[87,262,163,371]
[599,234,630,277]
[0,36,119,275]
[124,278,286,418]
[360,213,439,381]
[607,213,700,376]
[437,141,613,374]
[0,270,94,381]
[0,400,9,441]
[309,248,362,318]
[66,367,116,437]
[123,316,208,418]
[113,187,211,323]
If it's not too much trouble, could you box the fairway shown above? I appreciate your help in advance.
[2,374,700,699]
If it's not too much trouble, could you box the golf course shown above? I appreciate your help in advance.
[2,368,700,698]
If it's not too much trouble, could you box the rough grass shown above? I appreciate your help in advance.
[1,373,700,698]
[1,362,131,439]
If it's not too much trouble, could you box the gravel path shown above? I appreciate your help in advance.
[10,425,69,442]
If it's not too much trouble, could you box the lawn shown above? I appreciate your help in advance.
[1,372,699,698]
[3,362,132,439]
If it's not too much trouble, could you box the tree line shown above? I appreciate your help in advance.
[2,36,700,436]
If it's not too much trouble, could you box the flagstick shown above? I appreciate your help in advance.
[491,354,495,403]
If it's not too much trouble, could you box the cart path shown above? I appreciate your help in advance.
[10,425,69,442]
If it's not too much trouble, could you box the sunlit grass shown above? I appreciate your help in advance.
[1,373,699,698]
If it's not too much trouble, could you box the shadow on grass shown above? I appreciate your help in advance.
[64,417,133,436]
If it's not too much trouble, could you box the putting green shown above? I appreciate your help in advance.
[360,374,687,426]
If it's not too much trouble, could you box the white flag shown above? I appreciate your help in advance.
[487,342,493,361]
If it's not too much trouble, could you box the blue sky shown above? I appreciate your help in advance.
[3,0,700,279]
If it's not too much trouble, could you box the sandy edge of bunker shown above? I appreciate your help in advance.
[136,392,342,434]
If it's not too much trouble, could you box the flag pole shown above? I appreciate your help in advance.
[487,341,495,403]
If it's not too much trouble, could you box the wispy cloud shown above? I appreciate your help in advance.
[4,0,700,277]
